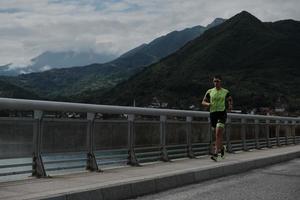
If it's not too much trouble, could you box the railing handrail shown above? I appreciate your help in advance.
[0,97,299,121]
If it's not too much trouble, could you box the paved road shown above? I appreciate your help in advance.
[133,158,300,200]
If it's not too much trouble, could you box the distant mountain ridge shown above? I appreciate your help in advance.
[92,11,300,113]
[0,18,225,99]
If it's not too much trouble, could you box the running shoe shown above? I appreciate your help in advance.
[221,145,226,159]
[210,154,219,162]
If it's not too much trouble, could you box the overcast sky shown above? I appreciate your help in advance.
[1,0,299,67]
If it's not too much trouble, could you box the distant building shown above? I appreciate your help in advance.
[231,110,242,114]
[275,108,285,113]
[148,96,168,108]
[161,102,168,108]
[274,96,288,114]
[189,105,195,110]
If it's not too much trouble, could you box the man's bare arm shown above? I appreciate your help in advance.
[202,96,210,107]
[227,96,233,111]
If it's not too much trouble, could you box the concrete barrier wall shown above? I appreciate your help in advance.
[0,119,34,158]
[191,123,210,143]
[135,122,160,147]
[41,120,88,154]
[94,121,128,150]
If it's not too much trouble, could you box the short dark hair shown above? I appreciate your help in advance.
[214,75,222,80]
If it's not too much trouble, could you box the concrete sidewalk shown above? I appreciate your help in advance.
[0,145,299,200]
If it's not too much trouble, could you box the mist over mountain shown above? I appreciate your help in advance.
[206,18,226,29]
[0,18,225,99]
[27,50,117,72]
[91,11,300,113]
[0,50,117,76]
[0,64,16,76]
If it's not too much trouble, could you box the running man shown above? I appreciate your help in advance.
[202,75,233,161]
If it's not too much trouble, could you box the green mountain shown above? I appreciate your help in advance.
[92,11,300,113]
[0,79,39,99]
[1,20,225,99]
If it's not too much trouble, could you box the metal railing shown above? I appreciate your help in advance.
[0,97,299,179]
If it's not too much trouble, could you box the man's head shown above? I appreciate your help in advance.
[213,75,222,89]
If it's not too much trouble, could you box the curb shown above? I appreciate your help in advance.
[40,149,300,200]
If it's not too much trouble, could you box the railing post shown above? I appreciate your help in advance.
[160,115,169,161]
[32,110,47,178]
[241,118,247,151]
[292,121,296,144]
[226,117,233,153]
[266,119,271,148]
[127,114,139,166]
[254,119,260,149]
[86,113,100,172]
[186,116,195,158]
[285,120,289,145]
[208,117,213,154]
[276,120,280,146]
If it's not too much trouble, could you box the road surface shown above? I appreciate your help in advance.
[133,158,300,200]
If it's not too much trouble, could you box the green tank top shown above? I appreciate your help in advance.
[205,88,230,113]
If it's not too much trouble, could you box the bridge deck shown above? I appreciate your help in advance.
[0,145,299,200]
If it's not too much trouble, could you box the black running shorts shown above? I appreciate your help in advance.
[210,111,227,128]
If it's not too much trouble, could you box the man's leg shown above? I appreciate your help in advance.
[211,126,222,162]
[210,113,220,161]
[216,122,225,153]
[211,127,216,154]
[210,127,219,161]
